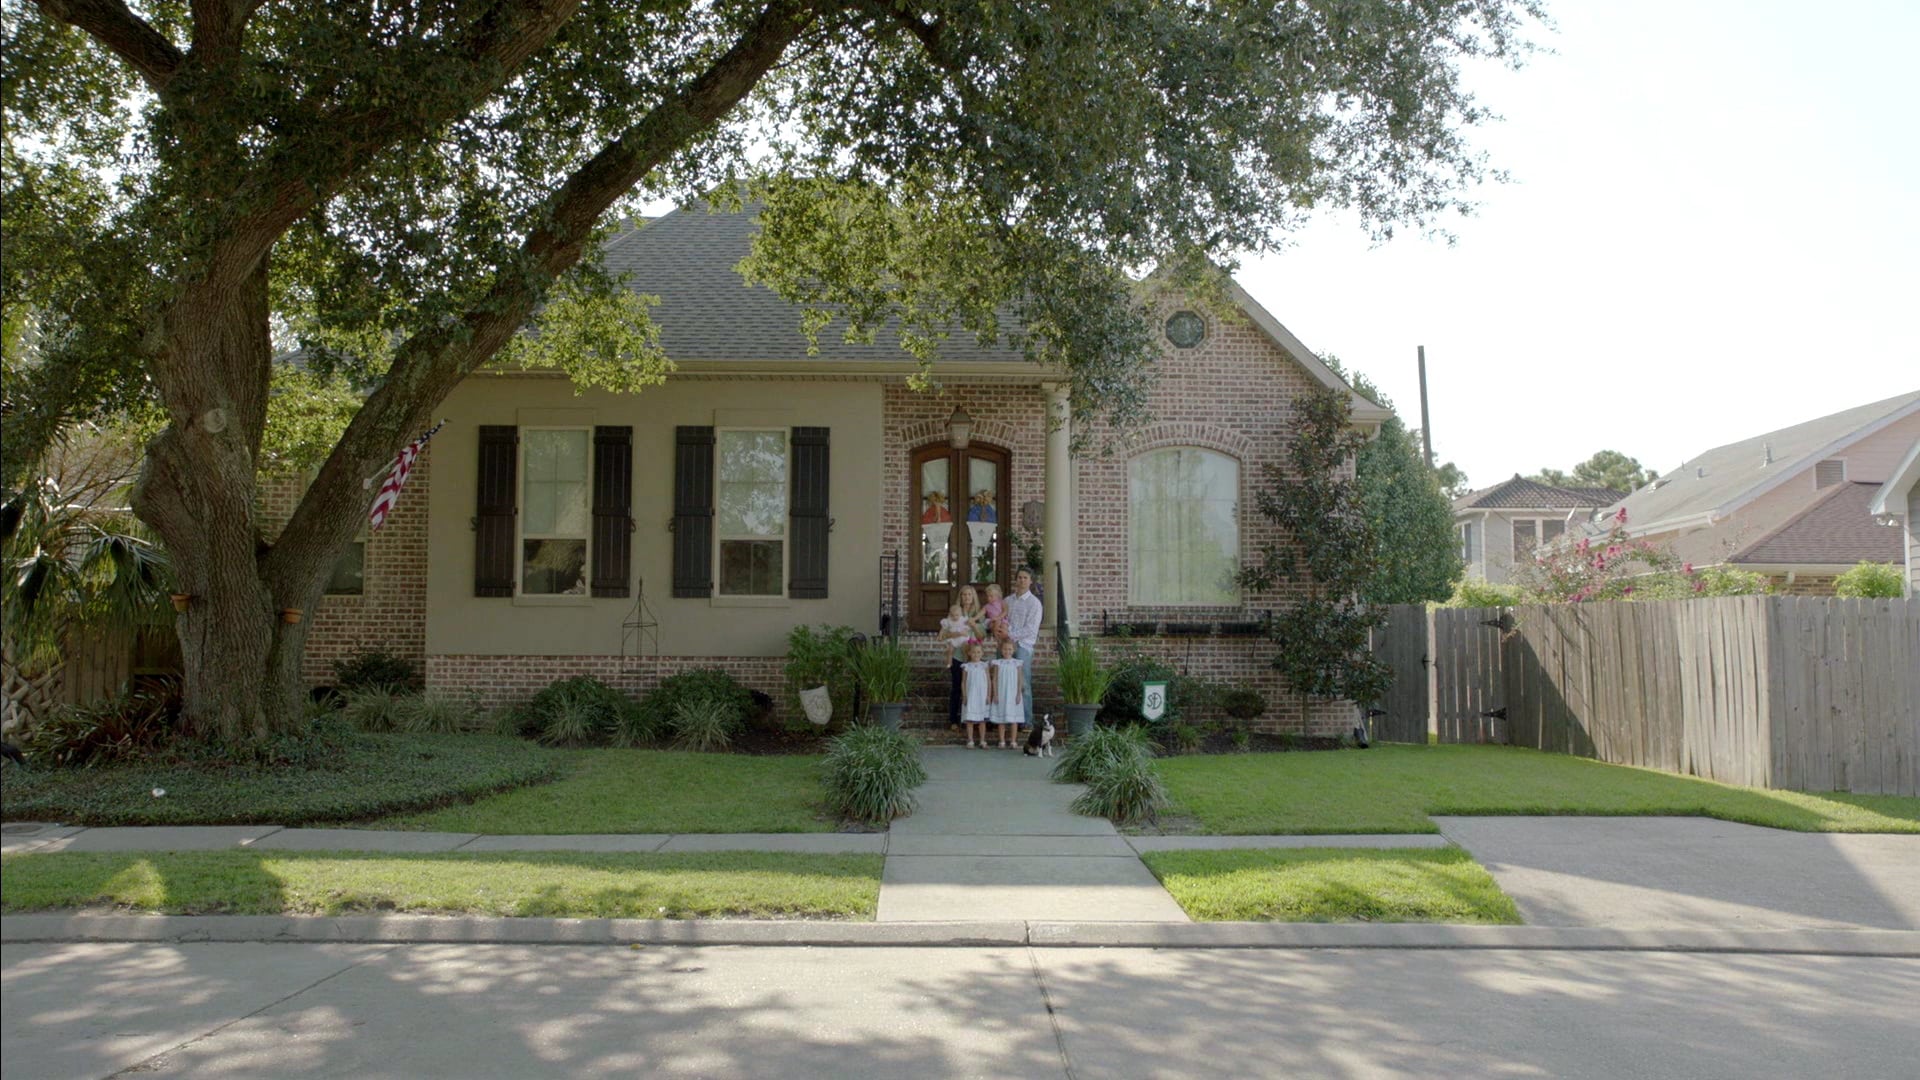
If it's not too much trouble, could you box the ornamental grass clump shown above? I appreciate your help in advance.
[850,639,913,703]
[822,725,927,824]
[1071,756,1168,825]
[1055,637,1113,705]
[670,698,736,753]
[341,686,410,733]
[1051,723,1155,784]
[397,690,476,734]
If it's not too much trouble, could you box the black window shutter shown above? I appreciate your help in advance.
[474,425,518,597]
[790,427,830,599]
[672,426,715,598]
[591,426,633,598]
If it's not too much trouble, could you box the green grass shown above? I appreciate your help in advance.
[375,749,834,833]
[1142,847,1521,923]
[0,733,561,827]
[0,850,881,920]
[1156,745,1920,834]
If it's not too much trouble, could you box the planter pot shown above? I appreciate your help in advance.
[869,702,906,731]
[169,594,192,613]
[279,608,304,624]
[1064,703,1100,737]
[798,685,833,727]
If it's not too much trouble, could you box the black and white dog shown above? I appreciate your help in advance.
[1023,712,1055,758]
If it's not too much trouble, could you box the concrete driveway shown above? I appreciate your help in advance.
[1435,816,1920,930]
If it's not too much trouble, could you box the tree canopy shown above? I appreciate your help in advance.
[1532,450,1657,494]
[2,0,1544,740]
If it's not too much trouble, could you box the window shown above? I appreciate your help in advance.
[717,429,787,596]
[1512,517,1567,560]
[1129,447,1239,605]
[1164,310,1207,349]
[520,428,591,595]
[1460,521,1480,565]
[325,539,365,595]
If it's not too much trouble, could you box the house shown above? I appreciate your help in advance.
[1451,476,1618,584]
[1868,439,1920,598]
[273,202,1390,733]
[1596,391,1920,594]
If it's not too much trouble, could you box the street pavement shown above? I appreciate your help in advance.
[5,941,1917,1079]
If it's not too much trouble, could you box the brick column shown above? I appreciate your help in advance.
[1043,382,1073,629]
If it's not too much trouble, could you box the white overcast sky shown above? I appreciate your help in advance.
[1237,0,1920,488]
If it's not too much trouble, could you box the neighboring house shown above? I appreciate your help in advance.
[1867,439,1920,598]
[1451,476,1618,584]
[271,202,1389,733]
[1596,391,1920,595]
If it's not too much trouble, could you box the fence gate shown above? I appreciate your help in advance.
[1433,606,1508,743]
[1368,604,1432,742]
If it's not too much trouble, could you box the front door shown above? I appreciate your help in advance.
[909,441,1012,632]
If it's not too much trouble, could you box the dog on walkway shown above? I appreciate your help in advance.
[1022,713,1055,758]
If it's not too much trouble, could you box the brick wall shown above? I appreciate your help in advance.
[880,381,1049,568]
[426,653,788,705]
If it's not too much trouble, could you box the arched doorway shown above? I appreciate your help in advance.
[909,440,1013,631]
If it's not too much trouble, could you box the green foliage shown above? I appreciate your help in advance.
[1530,450,1657,495]
[0,733,562,826]
[17,680,180,768]
[514,676,641,748]
[1217,685,1268,722]
[1142,848,1522,924]
[1096,651,1198,727]
[1442,579,1527,608]
[1430,456,1472,501]
[1240,387,1389,705]
[1834,561,1905,599]
[821,725,927,824]
[331,649,418,693]
[1356,416,1462,604]
[1070,748,1169,825]
[1168,722,1204,755]
[259,366,363,476]
[636,669,752,742]
[340,686,410,733]
[1055,637,1114,705]
[396,690,477,735]
[496,276,672,395]
[1229,727,1254,753]
[1513,510,1768,604]
[850,639,912,704]
[1052,724,1157,784]
[783,625,859,729]
[669,699,736,753]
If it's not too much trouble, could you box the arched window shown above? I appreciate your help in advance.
[1129,448,1240,605]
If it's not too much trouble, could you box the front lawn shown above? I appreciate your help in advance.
[1155,745,1920,834]
[0,733,561,827]
[374,749,834,833]
[0,850,881,920]
[1141,847,1521,923]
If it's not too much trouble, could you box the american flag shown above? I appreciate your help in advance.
[367,420,446,532]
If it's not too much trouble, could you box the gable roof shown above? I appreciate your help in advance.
[1601,390,1920,535]
[1868,438,1920,517]
[594,203,1385,415]
[1452,475,1620,512]
[1728,481,1904,567]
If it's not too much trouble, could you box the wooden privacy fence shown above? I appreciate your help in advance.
[1370,596,1920,796]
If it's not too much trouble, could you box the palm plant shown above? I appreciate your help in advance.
[3,451,173,734]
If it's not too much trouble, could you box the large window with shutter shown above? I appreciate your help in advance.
[520,428,592,595]
[715,429,788,596]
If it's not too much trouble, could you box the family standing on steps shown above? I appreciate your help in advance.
[942,567,1042,748]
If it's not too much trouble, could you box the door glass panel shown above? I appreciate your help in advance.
[966,456,999,584]
[919,457,952,584]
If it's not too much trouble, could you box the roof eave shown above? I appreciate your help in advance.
[1868,438,1920,516]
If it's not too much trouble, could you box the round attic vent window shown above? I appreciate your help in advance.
[1165,310,1206,349]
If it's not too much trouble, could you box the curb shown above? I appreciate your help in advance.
[6,915,1917,956]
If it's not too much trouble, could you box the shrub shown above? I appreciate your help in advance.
[1055,637,1113,705]
[341,686,410,733]
[1097,651,1208,727]
[331,648,418,692]
[1442,579,1525,608]
[670,698,736,752]
[396,690,476,734]
[1052,723,1155,784]
[20,680,181,768]
[822,724,927,823]
[514,676,638,747]
[850,639,913,704]
[1070,753,1168,825]
[1168,722,1203,754]
[1834,561,1905,599]
[1229,727,1253,752]
[1216,684,1267,722]
[783,624,859,728]
[637,669,752,739]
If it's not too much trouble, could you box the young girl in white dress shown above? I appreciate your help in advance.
[960,641,992,748]
[989,637,1024,748]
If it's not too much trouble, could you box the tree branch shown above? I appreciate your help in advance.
[33,0,184,91]
[265,0,821,593]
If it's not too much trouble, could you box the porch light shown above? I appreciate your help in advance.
[947,406,973,450]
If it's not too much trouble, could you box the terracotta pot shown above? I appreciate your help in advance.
[280,608,304,624]
[169,594,192,613]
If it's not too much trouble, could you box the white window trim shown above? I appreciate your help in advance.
[1126,446,1243,608]
[714,426,790,600]
[1509,515,1568,562]
[516,425,594,605]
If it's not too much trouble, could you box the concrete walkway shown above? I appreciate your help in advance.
[877,747,1189,922]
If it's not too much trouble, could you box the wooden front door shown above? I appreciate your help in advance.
[909,441,1012,632]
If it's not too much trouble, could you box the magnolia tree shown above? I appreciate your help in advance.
[4,0,1543,742]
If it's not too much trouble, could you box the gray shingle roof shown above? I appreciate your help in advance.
[1600,390,1920,533]
[1729,482,1904,566]
[1453,475,1622,511]
[597,204,1025,364]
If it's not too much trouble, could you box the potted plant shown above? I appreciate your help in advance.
[1055,637,1112,737]
[850,639,912,730]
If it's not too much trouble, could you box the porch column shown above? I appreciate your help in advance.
[1042,382,1073,630]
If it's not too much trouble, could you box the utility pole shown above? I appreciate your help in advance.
[1416,345,1434,470]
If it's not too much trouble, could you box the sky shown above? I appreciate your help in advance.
[1234,0,1920,490]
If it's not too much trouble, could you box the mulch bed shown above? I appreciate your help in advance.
[1159,732,1348,756]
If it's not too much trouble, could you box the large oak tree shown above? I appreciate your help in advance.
[3,0,1541,742]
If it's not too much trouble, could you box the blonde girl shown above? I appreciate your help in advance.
[960,641,992,748]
